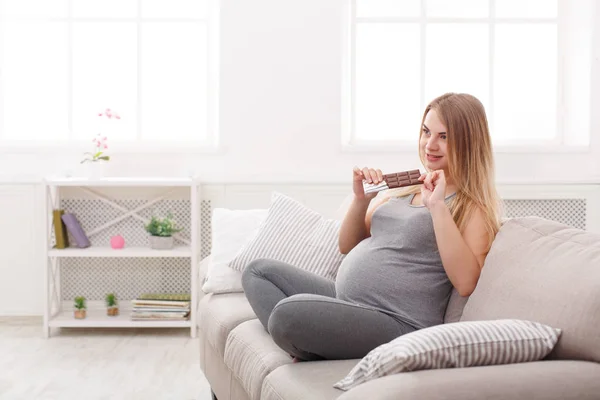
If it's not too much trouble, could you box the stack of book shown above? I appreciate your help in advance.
[53,209,91,249]
[130,293,191,321]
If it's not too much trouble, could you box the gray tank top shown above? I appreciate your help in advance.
[335,192,456,329]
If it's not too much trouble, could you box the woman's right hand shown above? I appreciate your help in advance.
[353,166,384,201]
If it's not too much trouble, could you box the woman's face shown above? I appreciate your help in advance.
[420,109,449,172]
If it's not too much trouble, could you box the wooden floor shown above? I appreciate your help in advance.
[0,317,211,400]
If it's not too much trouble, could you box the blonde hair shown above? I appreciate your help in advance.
[382,93,503,253]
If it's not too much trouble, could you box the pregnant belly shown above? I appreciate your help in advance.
[335,240,408,307]
[334,239,451,328]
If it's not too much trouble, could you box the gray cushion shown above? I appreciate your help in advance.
[461,217,600,363]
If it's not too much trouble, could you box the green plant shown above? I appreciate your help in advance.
[74,296,86,310]
[144,214,182,237]
[105,293,118,307]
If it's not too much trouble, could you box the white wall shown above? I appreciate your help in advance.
[0,185,44,316]
[1,0,599,184]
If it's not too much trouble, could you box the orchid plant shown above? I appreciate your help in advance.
[80,108,120,164]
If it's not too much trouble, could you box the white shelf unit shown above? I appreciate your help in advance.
[48,246,192,258]
[48,303,193,329]
[42,176,201,338]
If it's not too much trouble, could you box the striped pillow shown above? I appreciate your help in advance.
[334,319,562,391]
[228,192,345,280]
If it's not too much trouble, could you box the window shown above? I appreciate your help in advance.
[0,0,218,147]
[343,0,593,149]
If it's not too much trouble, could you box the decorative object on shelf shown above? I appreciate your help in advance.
[83,159,107,179]
[61,212,91,248]
[80,108,120,178]
[52,209,70,249]
[106,292,119,316]
[137,293,191,301]
[110,235,125,249]
[131,293,191,321]
[74,296,86,319]
[81,133,110,179]
[144,214,182,250]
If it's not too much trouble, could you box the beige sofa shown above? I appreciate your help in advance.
[197,217,600,400]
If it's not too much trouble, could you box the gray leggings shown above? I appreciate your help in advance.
[241,258,417,361]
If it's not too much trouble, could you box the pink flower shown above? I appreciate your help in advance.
[104,145,108,149]
[97,108,121,120]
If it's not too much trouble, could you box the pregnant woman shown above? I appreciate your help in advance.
[242,92,503,361]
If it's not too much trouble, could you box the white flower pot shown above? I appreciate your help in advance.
[149,235,174,250]
[84,161,107,179]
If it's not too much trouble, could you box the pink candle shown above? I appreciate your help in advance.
[110,235,125,249]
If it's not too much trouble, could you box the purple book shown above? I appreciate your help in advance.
[61,213,91,248]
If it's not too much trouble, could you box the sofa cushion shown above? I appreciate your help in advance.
[460,217,600,363]
[334,319,561,391]
[198,292,257,356]
[336,360,600,400]
[202,208,268,294]
[443,288,468,323]
[224,319,293,400]
[261,360,356,400]
[229,192,345,280]
[197,255,211,307]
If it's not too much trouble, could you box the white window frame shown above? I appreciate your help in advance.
[0,0,220,154]
[341,0,591,154]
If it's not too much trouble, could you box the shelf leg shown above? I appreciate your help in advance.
[191,183,199,339]
[43,184,50,339]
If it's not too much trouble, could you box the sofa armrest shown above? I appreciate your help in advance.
[337,360,600,400]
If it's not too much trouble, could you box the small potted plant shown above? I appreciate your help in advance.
[74,296,86,319]
[144,214,182,250]
[80,108,120,178]
[106,292,119,316]
[80,133,110,178]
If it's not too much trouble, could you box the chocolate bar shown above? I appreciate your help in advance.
[363,169,423,194]
[384,169,422,188]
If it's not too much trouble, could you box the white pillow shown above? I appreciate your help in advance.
[229,192,345,281]
[334,319,562,391]
[201,208,268,294]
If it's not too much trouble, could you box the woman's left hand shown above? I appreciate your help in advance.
[418,170,447,209]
